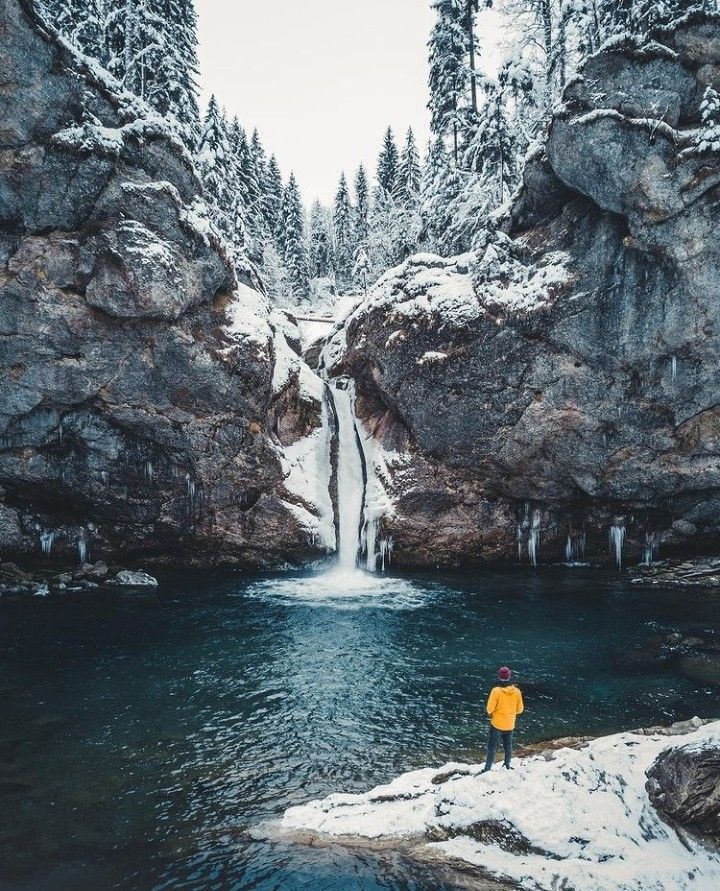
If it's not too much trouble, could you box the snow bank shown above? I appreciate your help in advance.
[281,720,720,891]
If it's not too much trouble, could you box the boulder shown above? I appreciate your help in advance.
[112,570,158,588]
[646,743,720,838]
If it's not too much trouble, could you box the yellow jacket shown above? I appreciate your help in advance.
[486,684,524,731]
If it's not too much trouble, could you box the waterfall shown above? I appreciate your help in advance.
[329,380,365,570]
[671,355,678,382]
[609,523,626,569]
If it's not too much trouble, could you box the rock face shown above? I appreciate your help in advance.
[0,0,334,568]
[646,741,720,839]
[327,13,720,569]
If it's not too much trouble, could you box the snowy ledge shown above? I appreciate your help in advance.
[279,719,720,891]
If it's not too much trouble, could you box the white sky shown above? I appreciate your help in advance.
[196,1,503,204]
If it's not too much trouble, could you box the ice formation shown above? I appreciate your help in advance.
[329,380,365,569]
[609,523,626,569]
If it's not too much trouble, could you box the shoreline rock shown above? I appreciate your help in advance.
[0,560,158,597]
[278,718,720,891]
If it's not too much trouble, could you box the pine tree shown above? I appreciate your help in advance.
[377,127,400,195]
[333,172,355,290]
[308,201,335,279]
[394,128,423,206]
[368,185,400,276]
[264,155,285,244]
[428,0,471,164]
[104,0,200,149]
[698,86,720,154]
[464,82,517,206]
[197,96,237,245]
[354,164,371,250]
[353,246,372,294]
[282,174,310,301]
[154,0,201,148]
[40,0,106,59]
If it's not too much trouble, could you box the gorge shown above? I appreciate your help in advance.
[3,3,720,890]
[4,0,720,576]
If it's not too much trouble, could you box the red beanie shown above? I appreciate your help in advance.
[498,666,512,681]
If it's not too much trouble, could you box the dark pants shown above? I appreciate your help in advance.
[485,725,513,770]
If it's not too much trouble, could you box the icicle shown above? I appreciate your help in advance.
[671,356,677,382]
[379,536,394,572]
[145,461,154,482]
[641,531,657,566]
[58,422,63,445]
[528,509,541,567]
[77,529,87,565]
[609,523,626,569]
[365,516,380,572]
[186,473,196,509]
[565,530,587,565]
[40,530,55,558]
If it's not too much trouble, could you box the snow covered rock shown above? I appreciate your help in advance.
[281,721,720,891]
[646,738,720,839]
[324,14,720,569]
[111,570,158,588]
[0,0,333,568]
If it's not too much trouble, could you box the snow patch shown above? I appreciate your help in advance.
[281,721,720,891]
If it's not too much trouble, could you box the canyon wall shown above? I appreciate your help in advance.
[0,0,334,568]
[327,13,720,568]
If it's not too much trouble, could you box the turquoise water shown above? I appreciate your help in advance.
[1,567,718,889]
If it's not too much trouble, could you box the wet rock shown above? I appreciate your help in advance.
[646,742,720,838]
[111,570,158,588]
[632,558,720,587]
[74,561,109,580]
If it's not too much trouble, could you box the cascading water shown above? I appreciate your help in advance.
[609,523,626,569]
[328,380,365,570]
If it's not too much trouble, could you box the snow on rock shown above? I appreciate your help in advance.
[225,283,273,353]
[281,720,720,891]
[322,238,572,377]
[416,351,448,366]
[271,331,335,552]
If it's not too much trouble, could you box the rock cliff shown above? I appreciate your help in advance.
[326,12,720,569]
[0,0,334,568]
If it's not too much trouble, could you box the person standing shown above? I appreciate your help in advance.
[482,666,524,772]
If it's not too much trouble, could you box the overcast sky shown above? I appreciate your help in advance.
[196,1,503,204]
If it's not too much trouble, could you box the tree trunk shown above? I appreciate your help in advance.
[467,0,478,114]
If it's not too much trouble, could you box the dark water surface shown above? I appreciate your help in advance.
[1,567,718,889]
